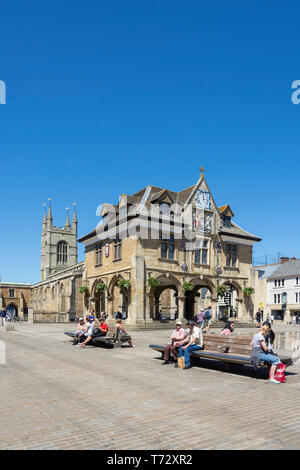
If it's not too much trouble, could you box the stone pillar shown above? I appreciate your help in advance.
[107,297,114,320]
[19,293,25,319]
[211,299,217,320]
[0,292,4,310]
[128,254,146,325]
[177,296,185,321]
[28,308,34,324]
[145,293,153,323]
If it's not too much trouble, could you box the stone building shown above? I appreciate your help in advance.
[79,170,261,325]
[30,203,84,322]
[0,282,31,318]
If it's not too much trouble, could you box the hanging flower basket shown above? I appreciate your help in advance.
[147,277,160,288]
[216,285,227,297]
[95,282,107,293]
[182,282,194,294]
[79,286,89,295]
[243,287,255,297]
[117,279,131,290]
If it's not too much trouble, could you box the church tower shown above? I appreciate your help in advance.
[40,200,78,280]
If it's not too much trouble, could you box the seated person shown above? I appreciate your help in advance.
[220,321,235,336]
[95,318,108,337]
[262,321,275,354]
[79,317,94,347]
[162,320,187,367]
[115,319,135,347]
[73,317,87,345]
[250,324,280,383]
[178,321,204,370]
[88,309,96,323]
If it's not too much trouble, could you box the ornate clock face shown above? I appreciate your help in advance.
[196,190,210,209]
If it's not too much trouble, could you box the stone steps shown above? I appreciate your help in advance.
[125,320,256,331]
[210,321,255,329]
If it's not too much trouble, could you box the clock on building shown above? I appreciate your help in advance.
[196,190,210,209]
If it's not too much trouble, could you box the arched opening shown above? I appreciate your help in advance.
[150,275,180,321]
[92,279,106,319]
[109,276,130,320]
[156,287,178,320]
[185,284,213,319]
[217,283,239,319]
[6,303,18,317]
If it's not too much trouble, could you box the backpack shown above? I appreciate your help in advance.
[204,310,211,320]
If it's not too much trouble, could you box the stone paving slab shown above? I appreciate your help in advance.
[0,323,299,450]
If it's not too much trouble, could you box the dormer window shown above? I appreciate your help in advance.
[222,216,231,228]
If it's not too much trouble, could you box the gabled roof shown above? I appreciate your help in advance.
[267,260,300,279]
[219,221,261,242]
[78,173,261,243]
[150,189,175,204]
[218,204,234,218]
[255,264,281,279]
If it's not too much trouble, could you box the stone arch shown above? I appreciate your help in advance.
[184,276,215,320]
[6,303,18,317]
[222,279,242,296]
[107,274,126,296]
[217,280,242,319]
[108,274,130,319]
[91,278,107,318]
[149,273,182,321]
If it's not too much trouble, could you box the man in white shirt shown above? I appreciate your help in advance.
[178,320,204,369]
[79,317,94,347]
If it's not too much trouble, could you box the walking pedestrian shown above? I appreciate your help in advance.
[0,308,6,327]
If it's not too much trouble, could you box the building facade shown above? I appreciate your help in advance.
[0,282,31,318]
[79,170,261,325]
[255,258,300,323]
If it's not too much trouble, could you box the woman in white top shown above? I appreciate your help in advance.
[250,324,280,383]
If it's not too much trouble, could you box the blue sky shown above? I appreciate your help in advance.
[0,0,300,283]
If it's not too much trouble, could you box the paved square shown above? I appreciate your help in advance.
[0,323,300,450]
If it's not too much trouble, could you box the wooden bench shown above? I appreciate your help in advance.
[64,326,132,348]
[149,333,293,371]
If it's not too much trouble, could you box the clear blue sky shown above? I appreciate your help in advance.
[1,0,300,283]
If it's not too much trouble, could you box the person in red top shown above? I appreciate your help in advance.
[80,318,108,347]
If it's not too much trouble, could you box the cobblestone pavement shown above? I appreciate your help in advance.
[0,323,300,450]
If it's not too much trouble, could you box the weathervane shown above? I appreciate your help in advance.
[199,166,205,176]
